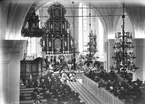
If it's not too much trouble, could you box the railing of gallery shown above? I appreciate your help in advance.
[82,75,124,104]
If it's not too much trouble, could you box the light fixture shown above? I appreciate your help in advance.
[85,3,98,63]
[111,3,139,74]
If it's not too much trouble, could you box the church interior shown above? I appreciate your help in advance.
[1,0,145,104]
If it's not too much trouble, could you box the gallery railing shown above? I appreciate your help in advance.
[82,75,124,104]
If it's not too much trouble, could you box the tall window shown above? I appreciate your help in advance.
[78,4,104,51]
[78,3,89,53]
[98,18,104,57]
[78,3,83,53]
[78,3,105,61]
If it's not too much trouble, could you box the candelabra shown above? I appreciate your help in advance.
[85,3,98,64]
[86,31,98,63]
[111,4,138,75]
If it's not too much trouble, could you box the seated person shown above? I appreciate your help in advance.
[32,87,39,99]
[44,90,52,101]
[106,80,113,90]
[36,78,41,87]
[32,87,42,104]
[25,79,29,87]
[68,71,76,82]
[33,95,42,104]
[94,76,100,83]
[60,71,69,83]
[20,79,24,86]
[20,93,25,100]
[98,79,107,88]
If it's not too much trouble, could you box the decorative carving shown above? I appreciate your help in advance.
[55,39,61,53]
[41,3,74,54]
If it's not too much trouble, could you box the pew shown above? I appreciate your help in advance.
[20,88,47,104]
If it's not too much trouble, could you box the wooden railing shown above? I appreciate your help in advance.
[82,75,124,104]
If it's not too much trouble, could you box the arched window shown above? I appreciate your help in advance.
[78,3,105,60]
[98,18,104,57]
[115,12,133,37]
[78,3,88,53]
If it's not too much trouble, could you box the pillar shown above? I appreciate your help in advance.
[133,39,145,81]
[1,40,27,104]
[107,39,115,71]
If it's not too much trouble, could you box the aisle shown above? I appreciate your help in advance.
[67,80,104,104]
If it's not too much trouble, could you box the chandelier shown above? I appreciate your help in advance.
[85,3,98,63]
[86,31,97,62]
[111,4,139,73]
[21,7,44,37]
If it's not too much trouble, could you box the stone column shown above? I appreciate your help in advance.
[107,39,115,71]
[1,40,27,104]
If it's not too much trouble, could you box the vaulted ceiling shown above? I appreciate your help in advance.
[1,0,145,39]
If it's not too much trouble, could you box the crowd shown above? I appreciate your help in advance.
[31,75,84,104]
[20,56,84,104]
[20,54,145,103]
[20,69,84,104]
[83,62,144,103]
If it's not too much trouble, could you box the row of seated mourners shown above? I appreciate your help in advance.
[20,58,78,88]
[34,73,84,104]
[20,69,83,104]
[84,66,144,103]
[20,70,77,89]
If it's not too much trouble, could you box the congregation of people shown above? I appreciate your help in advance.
[20,56,83,104]
[30,75,85,104]
[84,62,145,103]
[20,54,145,104]
[20,68,84,104]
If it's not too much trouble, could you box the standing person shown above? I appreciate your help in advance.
[69,70,76,82]
[43,65,52,89]
[60,70,69,83]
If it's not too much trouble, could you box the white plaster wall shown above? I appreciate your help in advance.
[1,40,26,104]
[107,39,115,71]
[133,39,145,81]
[2,62,9,104]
